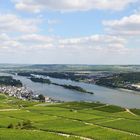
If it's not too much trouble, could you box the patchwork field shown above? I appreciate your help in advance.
[0,93,140,140]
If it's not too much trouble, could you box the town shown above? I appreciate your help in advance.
[0,85,60,103]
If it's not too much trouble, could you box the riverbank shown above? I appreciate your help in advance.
[117,88,140,95]
[1,72,140,108]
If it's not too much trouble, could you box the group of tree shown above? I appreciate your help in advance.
[0,76,22,87]
[7,120,35,130]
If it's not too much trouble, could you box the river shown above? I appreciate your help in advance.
[1,73,140,108]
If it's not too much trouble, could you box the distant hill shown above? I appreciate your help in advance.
[21,64,140,72]
[0,64,140,72]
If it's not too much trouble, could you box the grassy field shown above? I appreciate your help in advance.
[0,93,140,140]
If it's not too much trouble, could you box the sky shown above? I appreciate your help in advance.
[0,0,140,64]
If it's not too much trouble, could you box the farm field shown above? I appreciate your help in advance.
[0,93,140,140]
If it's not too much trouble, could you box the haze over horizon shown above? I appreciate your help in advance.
[0,0,140,64]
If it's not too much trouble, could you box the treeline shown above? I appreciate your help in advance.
[30,77,51,84]
[96,72,140,90]
[18,72,87,81]
[0,76,22,87]
[119,72,140,83]
[18,72,31,77]
[53,83,94,94]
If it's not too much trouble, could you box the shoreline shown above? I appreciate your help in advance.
[93,83,140,95]
[1,73,140,109]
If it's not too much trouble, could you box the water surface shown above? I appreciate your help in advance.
[8,74,140,109]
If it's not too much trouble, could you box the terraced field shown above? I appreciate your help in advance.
[0,93,140,140]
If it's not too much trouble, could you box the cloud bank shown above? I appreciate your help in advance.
[12,0,136,13]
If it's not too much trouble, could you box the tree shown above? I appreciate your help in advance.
[7,123,14,129]
[38,94,45,102]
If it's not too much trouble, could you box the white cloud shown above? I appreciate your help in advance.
[103,14,140,36]
[1,32,138,64]
[58,35,126,51]
[0,13,40,33]
[47,19,60,25]
[12,0,136,13]
[0,33,21,50]
[0,32,127,53]
[19,34,54,44]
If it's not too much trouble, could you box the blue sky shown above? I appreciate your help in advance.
[0,0,140,64]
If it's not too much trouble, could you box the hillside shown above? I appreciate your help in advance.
[0,93,140,140]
